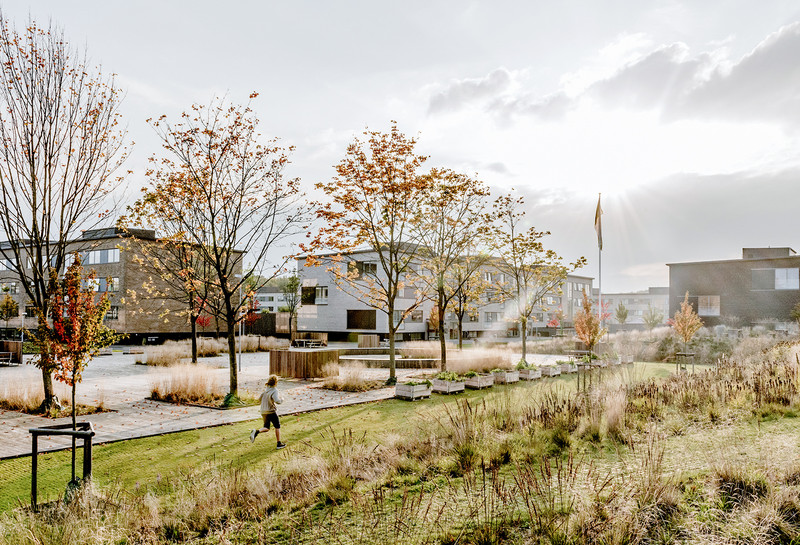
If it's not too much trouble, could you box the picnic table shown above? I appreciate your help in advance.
[293,339,325,348]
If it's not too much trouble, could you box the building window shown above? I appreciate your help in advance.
[698,296,720,316]
[469,313,479,322]
[301,286,316,304]
[776,268,799,290]
[356,261,377,277]
[408,309,423,322]
[315,286,328,304]
[752,268,800,290]
[1,282,18,294]
[484,312,500,323]
[393,309,403,325]
[0,258,16,271]
[103,278,120,292]
[347,309,376,329]
[105,306,119,320]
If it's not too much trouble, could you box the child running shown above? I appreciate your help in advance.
[250,375,286,449]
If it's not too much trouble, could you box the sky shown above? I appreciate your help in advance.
[5,1,800,293]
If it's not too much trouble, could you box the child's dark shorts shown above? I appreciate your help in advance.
[262,412,280,429]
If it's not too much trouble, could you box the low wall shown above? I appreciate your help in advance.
[269,349,338,379]
[340,356,439,369]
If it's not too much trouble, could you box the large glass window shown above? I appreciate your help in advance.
[776,268,799,290]
[347,309,376,329]
[698,295,720,316]
[315,286,328,304]
[752,268,800,290]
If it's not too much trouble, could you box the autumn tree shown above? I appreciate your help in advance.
[643,304,663,339]
[415,169,491,370]
[669,292,703,353]
[311,123,429,384]
[138,95,307,397]
[0,17,128,410]
[615,301,628,326]
[0,292,18,330]
[491,194,586,363]
[277,274,301,342]
[574,291,608,354]
[44,256,119,484]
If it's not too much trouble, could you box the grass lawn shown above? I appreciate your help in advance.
[0,361,678,512]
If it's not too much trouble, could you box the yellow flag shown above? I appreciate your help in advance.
[594,194,603,250]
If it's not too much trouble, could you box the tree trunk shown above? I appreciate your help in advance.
[437,288,447,371]
[387,302,396,385]
[288,311,294,344]
[520,316,528,363]
[227,312,238,396]
[457,316,464,351]
[190,314,198,363]
[39,366,57,412]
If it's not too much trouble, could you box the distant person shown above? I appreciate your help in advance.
[250,375,286,449]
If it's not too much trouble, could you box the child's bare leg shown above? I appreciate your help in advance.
[275,428,281,442]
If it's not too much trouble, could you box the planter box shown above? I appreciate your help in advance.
[559,363,578,373]
[432,379,465,394]
[395,383,432,401]
[540,366,561,377]
[465,374,495,389]
[493,370,520,384]
[519,368,542,380]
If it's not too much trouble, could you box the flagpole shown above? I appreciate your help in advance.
[595,193,603,326]
[598,232,602,325]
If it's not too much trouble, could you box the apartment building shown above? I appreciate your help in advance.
[0,227,242,342]
[667,247,800,330]
[296,250,593,342]
[592,287,669,330]
[254,286,287,313]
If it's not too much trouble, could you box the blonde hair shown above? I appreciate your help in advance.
[267,375,278,387]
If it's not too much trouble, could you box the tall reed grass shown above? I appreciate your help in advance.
[149,364,224,404]
[7,338,800,544]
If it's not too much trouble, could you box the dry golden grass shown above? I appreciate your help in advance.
[445,349,512,374]
[0,380,103,416]
[149,364,224,404]
[321,363,383,392]
[136,340,191,366]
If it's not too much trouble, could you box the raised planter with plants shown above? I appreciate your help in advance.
[463,371,494,389]
[432,371,465,394]
[516,361,542,380]
[395,380,432,400]
[540,365,561,377]
[557,360,578,373]
[491,368,520,384]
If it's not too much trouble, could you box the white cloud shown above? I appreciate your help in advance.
[427,68,514,114]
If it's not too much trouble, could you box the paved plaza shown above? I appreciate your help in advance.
[0,345,564,459]
[0,347,424,459]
